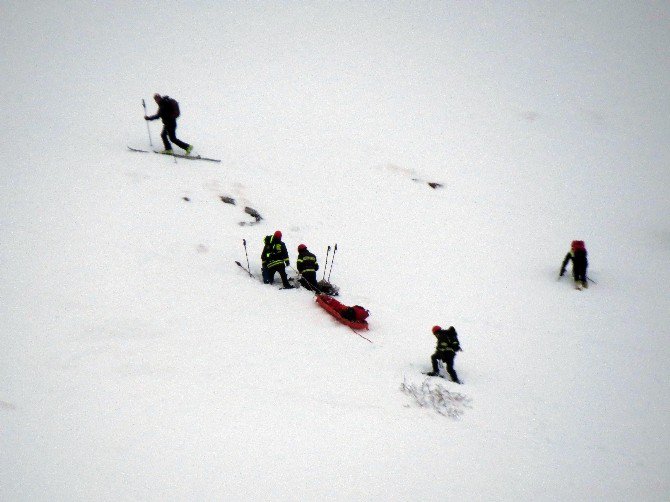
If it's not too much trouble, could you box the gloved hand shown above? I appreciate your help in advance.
[285,262,289,267]
[559,270,564,277]
[144,115,149,120]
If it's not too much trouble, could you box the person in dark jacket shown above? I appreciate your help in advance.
[144,93,193,155]
[263,230,293,288]
[260,234,272,284]
[296,244,319,291]
[427,325,462,384]
[560,240,589,289]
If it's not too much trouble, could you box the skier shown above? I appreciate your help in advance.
[262,231,293,289]
[559,240,589,289]
[296,244,319,291]
[427,325,462,384]
[144,93,193,155]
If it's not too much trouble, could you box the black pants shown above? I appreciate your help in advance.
[299,271,318,291]
[268,265,291,287]
[161,120,190,151]
[431,351,460,383]
[573,266,587,283]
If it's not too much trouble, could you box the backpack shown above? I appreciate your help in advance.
[317,280,339,296]
[342,305,370,322]
[164,96,180,119]
[571,240,585,251]
[442,327,461,352]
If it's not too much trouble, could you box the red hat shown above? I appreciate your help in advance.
[298,244,307,252]
[273,230,282,239]
[432,325,441,334]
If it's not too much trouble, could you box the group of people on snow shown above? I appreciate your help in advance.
[254,232,590,385]
[253,233,589,386]
[145,92,593,386]
[256,231,468,384]
[260,230,320,292]
[423,241,590,384]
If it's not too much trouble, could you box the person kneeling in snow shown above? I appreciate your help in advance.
[427,325,462,384]
[296,244,319,291]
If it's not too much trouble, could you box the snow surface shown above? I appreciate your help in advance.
[1,1,669,500]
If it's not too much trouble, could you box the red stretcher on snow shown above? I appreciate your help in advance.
[315,294,370,330]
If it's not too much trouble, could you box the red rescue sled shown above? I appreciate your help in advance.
[315,294,369,330]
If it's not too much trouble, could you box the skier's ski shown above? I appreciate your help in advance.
[154,150,221,162]
[412,178,444,189]
[235,261,297,289]
[235,260,253,276]
[127,146,220,162]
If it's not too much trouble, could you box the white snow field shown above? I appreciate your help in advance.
[1,2,669,501]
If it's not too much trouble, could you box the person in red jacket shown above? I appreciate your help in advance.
[145,93,193,155]
[560,240,589,289]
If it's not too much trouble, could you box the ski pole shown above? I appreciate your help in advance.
[322,245,331,280]
[142,99,153,147]
[587,277,597,285]
[327,243,337,282]
[242,239,252,277]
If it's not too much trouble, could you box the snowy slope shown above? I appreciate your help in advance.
[1,2,669,501]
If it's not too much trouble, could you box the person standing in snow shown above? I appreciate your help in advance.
[427,325,462,384]
[296,244,319,291]
[263,231,293,289]
[144,93,193,155]
[261,234,273,284]
[559,240,589,289]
